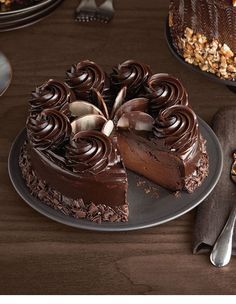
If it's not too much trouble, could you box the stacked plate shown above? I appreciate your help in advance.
[0,0,63,32]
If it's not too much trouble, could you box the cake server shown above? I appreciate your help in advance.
[210,152,236,267]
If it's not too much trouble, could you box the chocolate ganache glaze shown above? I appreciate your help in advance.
[154,105,198,159]
[29,79,75,116]
[111,60,152,98]
[27,109,71,151]
[66,130,117,175]
[146,74,189,118]
[66,60,105,100]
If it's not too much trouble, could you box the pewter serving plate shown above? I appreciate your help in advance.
[8,118,223,231]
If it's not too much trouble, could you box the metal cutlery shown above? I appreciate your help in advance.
[210,152,236,267]
[96,0,114,23]
[75,0,97,22]
[75,0,114,23]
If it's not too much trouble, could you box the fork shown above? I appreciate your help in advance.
[75,0,97,22]
[96,0,114,23]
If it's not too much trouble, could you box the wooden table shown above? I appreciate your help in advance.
[1,0,236,295]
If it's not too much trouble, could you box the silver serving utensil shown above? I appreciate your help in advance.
[0,52,12,96]
[210,152,236,267]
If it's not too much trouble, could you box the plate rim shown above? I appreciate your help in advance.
[0,0,54,15]
[0,0,63,32]
[8,118,223,232]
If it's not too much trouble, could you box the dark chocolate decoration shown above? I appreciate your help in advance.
[147,74,188,118]
[66,60,105,100]
[66,130,115,174]
[111,60,152,98]
[27,109,72,151]
[154,105,198,157]
[29,79,75,116]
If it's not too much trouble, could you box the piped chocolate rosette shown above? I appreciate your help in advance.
[29,79,75,116]
[66,60,105,101]
[110,60,152,99]
[66,131,117,176]
[146,74,188,118]
[153,105,199,160]
[27,109,72,151]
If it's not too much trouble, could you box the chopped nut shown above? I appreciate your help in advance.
[169,12,173,27]
[185,27,193,39]
[220,44,234,58]
[180,27,236,80]
[228,65,236,73]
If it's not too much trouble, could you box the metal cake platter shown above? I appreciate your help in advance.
[0,0,52,15]
[0,0,63,31]
[0,52,12,96]
[8,118,223,232]
[165,20,236,93]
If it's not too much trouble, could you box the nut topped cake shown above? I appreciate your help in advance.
[169,0,236,80]
[20,60,209,223]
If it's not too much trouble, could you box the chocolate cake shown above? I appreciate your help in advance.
[20,60,209,223]
[169,0,236,80]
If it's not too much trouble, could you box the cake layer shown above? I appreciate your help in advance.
[117,130,208,192]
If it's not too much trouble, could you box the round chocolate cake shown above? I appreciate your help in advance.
[169,0,236,80]
[19,60,209,223]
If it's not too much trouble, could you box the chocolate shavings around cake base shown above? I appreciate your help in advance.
[19,142,129,224]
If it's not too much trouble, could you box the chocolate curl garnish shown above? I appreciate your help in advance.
[147,74,188,118]
[66,60,105,100]
[71,114,107,135]
[29,79,75,116]
[66,130,114,174]
[111,60,152,98]
[117,111,154,132]
[27,109,72,151]
[154,105,199,158]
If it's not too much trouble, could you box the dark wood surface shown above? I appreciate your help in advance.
[1,0,236,295]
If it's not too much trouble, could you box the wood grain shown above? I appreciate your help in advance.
[0,0,236,295]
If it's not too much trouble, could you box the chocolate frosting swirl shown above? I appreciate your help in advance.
[29,79,75,115]
[66,60,105,100]
[27,109,72,151]
[147,74,188,118]
[66,131,115,175]
[153,105,199,158]
[111,60,152,98]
